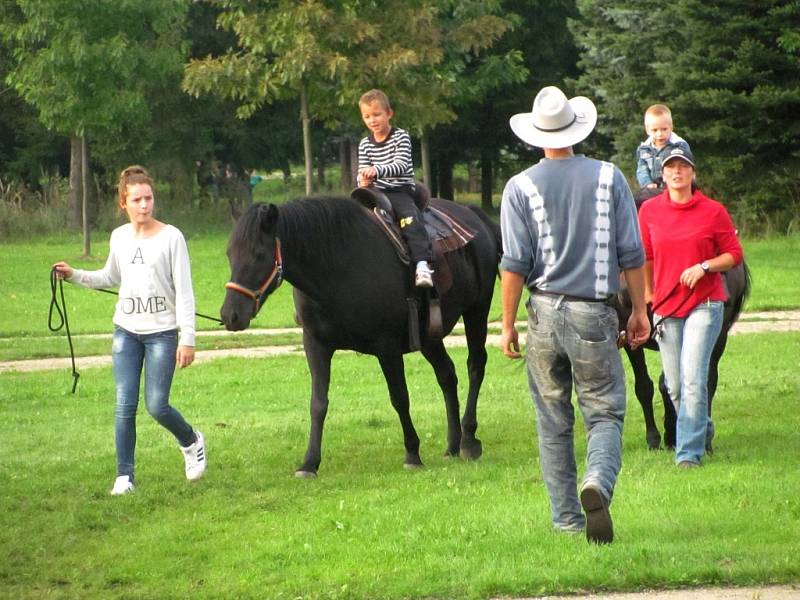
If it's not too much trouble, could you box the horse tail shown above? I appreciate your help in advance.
[725,260,752,331]
[465,205,502,265]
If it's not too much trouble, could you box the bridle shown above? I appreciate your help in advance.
[224,238,283,315]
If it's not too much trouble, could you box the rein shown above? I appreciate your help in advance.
[48,268,224,394]
[649,280,694,338]
[224,238,283,315]
[48,268,80,393]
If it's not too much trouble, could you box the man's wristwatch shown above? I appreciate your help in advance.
[700,261,710,273]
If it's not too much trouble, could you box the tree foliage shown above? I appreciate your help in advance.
[571,0,800,230]
[183,0,524,193]
[2,0,188,140]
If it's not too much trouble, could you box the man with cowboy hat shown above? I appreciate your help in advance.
[499,85,650,544]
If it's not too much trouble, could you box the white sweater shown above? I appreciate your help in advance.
[69,223,196,346]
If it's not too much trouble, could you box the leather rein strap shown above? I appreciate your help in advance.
[224,239,284,313]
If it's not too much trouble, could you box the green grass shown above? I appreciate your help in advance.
[1,233,798,342]
[0,331,304,362]
[740,236,800,310]
[1,333,799,599]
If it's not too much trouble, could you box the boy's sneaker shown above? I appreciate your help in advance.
[110,475,134,495]
[180,430,207,481]
[415,263,434,288]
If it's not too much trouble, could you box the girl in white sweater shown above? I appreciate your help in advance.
[53,165,206,495]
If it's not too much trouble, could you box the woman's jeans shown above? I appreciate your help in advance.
[525,294,626,531]
[112,326,194,479]
[655,301,723,465]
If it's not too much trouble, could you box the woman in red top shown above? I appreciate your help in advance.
[638,147,743,468]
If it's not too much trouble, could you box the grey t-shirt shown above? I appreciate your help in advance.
[500,155,644,299]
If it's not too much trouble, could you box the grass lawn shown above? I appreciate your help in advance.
[0,232,798,342]
[1,333,799,599]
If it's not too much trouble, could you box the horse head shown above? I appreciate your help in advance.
[221,203,283,331]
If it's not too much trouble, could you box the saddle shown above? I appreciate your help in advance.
[351,183,477,349]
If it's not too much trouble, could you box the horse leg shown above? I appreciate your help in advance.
[459,307,488,460]
[296,332,334,478]
[705,330,729,455]
[659,372,677,450]
[625,347,661,450]
[420,340,462,458]
[377,353,423,469]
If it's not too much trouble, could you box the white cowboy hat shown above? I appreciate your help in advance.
[510,86,597,149]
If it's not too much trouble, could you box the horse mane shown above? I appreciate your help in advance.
[232,196,370,262]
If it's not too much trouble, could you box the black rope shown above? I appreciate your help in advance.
[649,281,694,339]
[92,288,224,325]
[48,268,80,393]
[48,270,224,394]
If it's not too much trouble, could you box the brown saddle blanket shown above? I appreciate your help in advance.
[351,184,476,294]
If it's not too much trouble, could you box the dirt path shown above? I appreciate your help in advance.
[521,584,799,599]
[2,311,799,374]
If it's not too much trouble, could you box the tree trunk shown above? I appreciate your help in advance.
[339,137,352,191]
[420,131,432,188]
[300,83,313,195]
[281,159,291,183]
[317,151,325,188]
[480,152,493,211]
[68,136,82,230]
[349,138,359,189]
[81,135,91,257]
[438,158,454,201]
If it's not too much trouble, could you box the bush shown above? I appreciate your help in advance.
[0,177,69,239]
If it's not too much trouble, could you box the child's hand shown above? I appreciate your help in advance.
[52,261,74,279]
[177,345,195,368]
[358,167,376,187]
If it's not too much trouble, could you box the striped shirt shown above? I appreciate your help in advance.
[358,127,415,191]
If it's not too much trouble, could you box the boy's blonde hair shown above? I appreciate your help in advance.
[359,89,392,111]
[644,103,672,123]
[118,165,153,208]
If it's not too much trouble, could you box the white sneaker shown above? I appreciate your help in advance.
[180,430,207,481]
[415,262,434,288]
[110,475,134,495]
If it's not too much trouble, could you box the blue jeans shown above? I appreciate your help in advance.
[112,326,195,480]
[655,301,723,465]
[525,294,627,531]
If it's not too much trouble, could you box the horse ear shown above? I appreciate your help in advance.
[229,198,242,222]
[258,203,279,234]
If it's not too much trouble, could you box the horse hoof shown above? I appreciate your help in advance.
[459,438,483,460]
[295,470,317,479]
[404,462,424,471]
[646,432,662,450]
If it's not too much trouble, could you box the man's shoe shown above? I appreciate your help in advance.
[677,460,700,469]
[181,431,207,481]
[580,485,614,544]
[110,475,134,495]
[415,264,434,288]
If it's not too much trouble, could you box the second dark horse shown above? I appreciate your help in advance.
[615,262,751,450]
[221,194,501,476]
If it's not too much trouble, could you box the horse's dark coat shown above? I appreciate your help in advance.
[222,196,501,475]
[614,262,751,450]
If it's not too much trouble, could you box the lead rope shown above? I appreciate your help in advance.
[91,288,224,325]
[48,271,224,394]
[649,281,694,340]
[48,268,80,393]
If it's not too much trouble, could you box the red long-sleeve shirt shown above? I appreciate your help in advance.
[638,189,743,318]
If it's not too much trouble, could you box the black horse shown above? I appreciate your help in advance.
[221,194,501,476]
[615,262,751,450]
